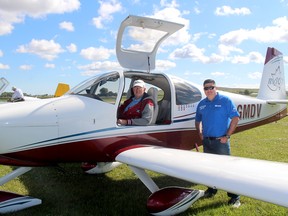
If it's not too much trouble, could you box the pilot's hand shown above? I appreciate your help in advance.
[117,119,127,126]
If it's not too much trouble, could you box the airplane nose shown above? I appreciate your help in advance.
[0,100,58,154]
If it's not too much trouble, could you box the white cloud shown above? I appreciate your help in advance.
[92,0,122,29]
[78,61,121,76]
[0,12,22,35]
[218,44,243,56]
[191,32,204,42]
[247,52,264,63]
[208,33,217,39]
[248,71,262,79]
[0,50,3,57]
[92,17,103,29]
[0,0,80,35]
[59,21,74,31]
[219,29,248,45]
[211,71,225,76]
[219,16,288,45]
[231,51,264,64]
[169,43,263,65]
[215,6,251,16]
[16,39,64,60]
[184,71,201,76]
[80,46,114,61]
[183,10,190,15]
[45,63,55,68]
[209,53,225,63]
[193,7,201,14]
[160,0,179,8]
[66,43,77,53]
[169,44,224,63]
[0,63,10,69]
[155,60,176,71]
[19,64,32,70]
[169,44,204,59]
[152,7,191,46]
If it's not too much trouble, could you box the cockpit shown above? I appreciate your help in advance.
[66,71,202,125]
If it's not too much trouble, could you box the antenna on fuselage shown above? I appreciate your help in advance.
[148,56,151,73]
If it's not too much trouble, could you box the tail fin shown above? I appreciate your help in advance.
[257,47,286,100]
[54,83,70,97]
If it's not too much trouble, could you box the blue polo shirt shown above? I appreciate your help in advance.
[195,93,239,137]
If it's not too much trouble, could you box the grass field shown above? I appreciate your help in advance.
[1,117,288,216]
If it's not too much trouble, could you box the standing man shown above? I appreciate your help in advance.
[9,86,25,102]
[195,79,241,208]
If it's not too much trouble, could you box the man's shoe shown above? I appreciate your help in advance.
[202,189,216,199]
[228,198,241,208]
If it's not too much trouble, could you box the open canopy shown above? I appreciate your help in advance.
[116,15,184,72]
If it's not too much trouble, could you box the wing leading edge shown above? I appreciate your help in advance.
[116,146,288,207]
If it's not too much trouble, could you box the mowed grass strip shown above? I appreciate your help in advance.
[0,117,287,216]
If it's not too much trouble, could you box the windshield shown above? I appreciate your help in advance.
[66,71,120,104]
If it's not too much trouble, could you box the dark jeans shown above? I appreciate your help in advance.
[203,138,240,200]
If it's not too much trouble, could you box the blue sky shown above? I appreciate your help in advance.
[0,0,288,95]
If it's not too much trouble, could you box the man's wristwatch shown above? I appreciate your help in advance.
[225,135,230,139]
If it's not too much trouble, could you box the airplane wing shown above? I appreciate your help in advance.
[116,146,288,208]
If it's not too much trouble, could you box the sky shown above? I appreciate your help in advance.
[1,0,288,95]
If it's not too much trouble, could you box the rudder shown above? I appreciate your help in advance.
[54,83,70,97]
[257,47,286,100]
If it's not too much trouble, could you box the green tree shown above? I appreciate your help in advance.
[99,87,108,96]
[244,89,250,95]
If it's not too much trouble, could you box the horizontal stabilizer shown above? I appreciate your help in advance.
[266,99,288,104]
[0,191,41,213]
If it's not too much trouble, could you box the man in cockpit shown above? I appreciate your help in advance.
[117,80,155,126]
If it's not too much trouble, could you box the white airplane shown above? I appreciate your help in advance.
[0,15,287,215]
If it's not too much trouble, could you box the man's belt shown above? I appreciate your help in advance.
[204,136,221,140]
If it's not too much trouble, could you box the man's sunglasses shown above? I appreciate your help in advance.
[204,86,215,91]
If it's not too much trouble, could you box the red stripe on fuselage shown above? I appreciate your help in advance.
[2,130,200,165]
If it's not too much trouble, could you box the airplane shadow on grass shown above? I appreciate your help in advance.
[5,163,219,216]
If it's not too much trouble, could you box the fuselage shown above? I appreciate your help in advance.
[0,70,286,165]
